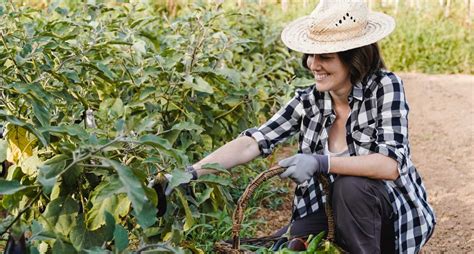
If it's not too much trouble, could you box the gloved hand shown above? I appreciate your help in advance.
[163,166,198,196]
[147,166,198,217]
[278,154,330,185]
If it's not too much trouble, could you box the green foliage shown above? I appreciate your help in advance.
[379,3,473,74]
[0,1,298,252]
[264,0,473,74]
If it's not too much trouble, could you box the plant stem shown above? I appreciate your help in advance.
[215,101,245,120]
[0,190,42,236]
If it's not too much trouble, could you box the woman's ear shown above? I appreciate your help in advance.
[302,54,309,69]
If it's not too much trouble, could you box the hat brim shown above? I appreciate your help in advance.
[281,12,395,54]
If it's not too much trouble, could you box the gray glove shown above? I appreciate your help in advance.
[163,166,198,196]
[278,154,330,185]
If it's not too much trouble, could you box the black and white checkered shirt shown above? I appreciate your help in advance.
[243,70,436,253]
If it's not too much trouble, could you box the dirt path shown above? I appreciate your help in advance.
[402,73,474,252]
[255,73,474,252]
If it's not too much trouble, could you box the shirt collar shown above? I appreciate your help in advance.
[351,81,364,101]
[312,79,365,116]
[322,91,333,116]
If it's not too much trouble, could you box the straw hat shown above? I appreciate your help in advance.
[281,0,395,54]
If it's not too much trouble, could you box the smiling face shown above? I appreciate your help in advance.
[306,53,352,94]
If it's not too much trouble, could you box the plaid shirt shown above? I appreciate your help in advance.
[243,70,436,253]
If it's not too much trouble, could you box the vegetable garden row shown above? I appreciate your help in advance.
[0,0,472,253]
[0,2,304,253]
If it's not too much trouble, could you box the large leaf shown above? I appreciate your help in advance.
[201,163,229,174]
[30,220,56,242]
[0,215,15,233]
[113,224,129,252]
[20,153,42,176]
[196,174,232,186]
[171,121,204,132]
[37,154,69,194]
[40,196,79,236]
[70,216,107,251]
[166,169,194,194]
[0,112,47,147]
[110,98,124,118]
[0,179,31,194]
[102,159,157,228]
[175,190,195,232]
[0,140,7,162]
[31,98,50,127]
[5,125,35,163]
[90,176,125,203]
[139,134,172,150]
[52,240,77,254]
[194,76,214,94]
[86,194,130,230]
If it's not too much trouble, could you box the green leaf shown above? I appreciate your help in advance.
[40,125,88,140]
[103,211,116,242]
[20,154,42,176]
[37,154,69,194]
[0,179,31,194]
[103,159,157,228]
[196,187,214,206]
[194,76,214,94]
[29,220,56,242]
[86,194,130,231]
[0,215,15,233]
[139,134,172,150]
[166,169,193,193]
[52,240,77,254]
[83,247,109,254]
[132,40,146,55]
[175,190,194,232]
[217,68,241,85]
[0,140,7,162]
[171,122,204,132]
[40,196,79,236]
[201,163,229,174]
[91,176,125,202]
[70,216,106,251]
[110,98,124,118]
[31,99,50,127]
[113,224,128,252]
[196,174,231,186]
[0,112,48,147]
[96,62,116,80]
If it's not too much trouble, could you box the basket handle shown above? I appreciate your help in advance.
[231,166,335,251]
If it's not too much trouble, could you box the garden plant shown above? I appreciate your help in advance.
[1,0,472,253]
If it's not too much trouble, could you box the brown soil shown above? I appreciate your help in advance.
[254,73,474,252]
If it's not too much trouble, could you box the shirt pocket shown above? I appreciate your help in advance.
[351,124,377,143]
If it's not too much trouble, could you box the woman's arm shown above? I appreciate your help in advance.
[192,136,261,177]
[330,153,399,181]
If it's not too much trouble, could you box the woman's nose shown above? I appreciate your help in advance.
[308,55,321,70]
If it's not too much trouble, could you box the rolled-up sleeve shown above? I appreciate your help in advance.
[374,73,410,176]
[241,91,304,157]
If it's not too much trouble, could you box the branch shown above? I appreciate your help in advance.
[135,243,176,253]
[0,190,42,236]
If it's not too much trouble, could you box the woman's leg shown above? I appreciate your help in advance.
[332,175,395,254]
[271,209,328,250]
[273,209,328,238]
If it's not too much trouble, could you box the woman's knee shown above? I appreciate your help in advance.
[332,176,370,202]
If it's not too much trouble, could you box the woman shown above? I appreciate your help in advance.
[168,1,435,253]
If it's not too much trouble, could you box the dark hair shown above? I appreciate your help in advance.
[302,43,386,85]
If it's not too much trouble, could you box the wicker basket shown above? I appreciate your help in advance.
[214,165,335,253]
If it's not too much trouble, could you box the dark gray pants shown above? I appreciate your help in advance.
[274,176,395,253]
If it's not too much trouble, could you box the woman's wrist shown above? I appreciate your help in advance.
[186,165,198,180]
